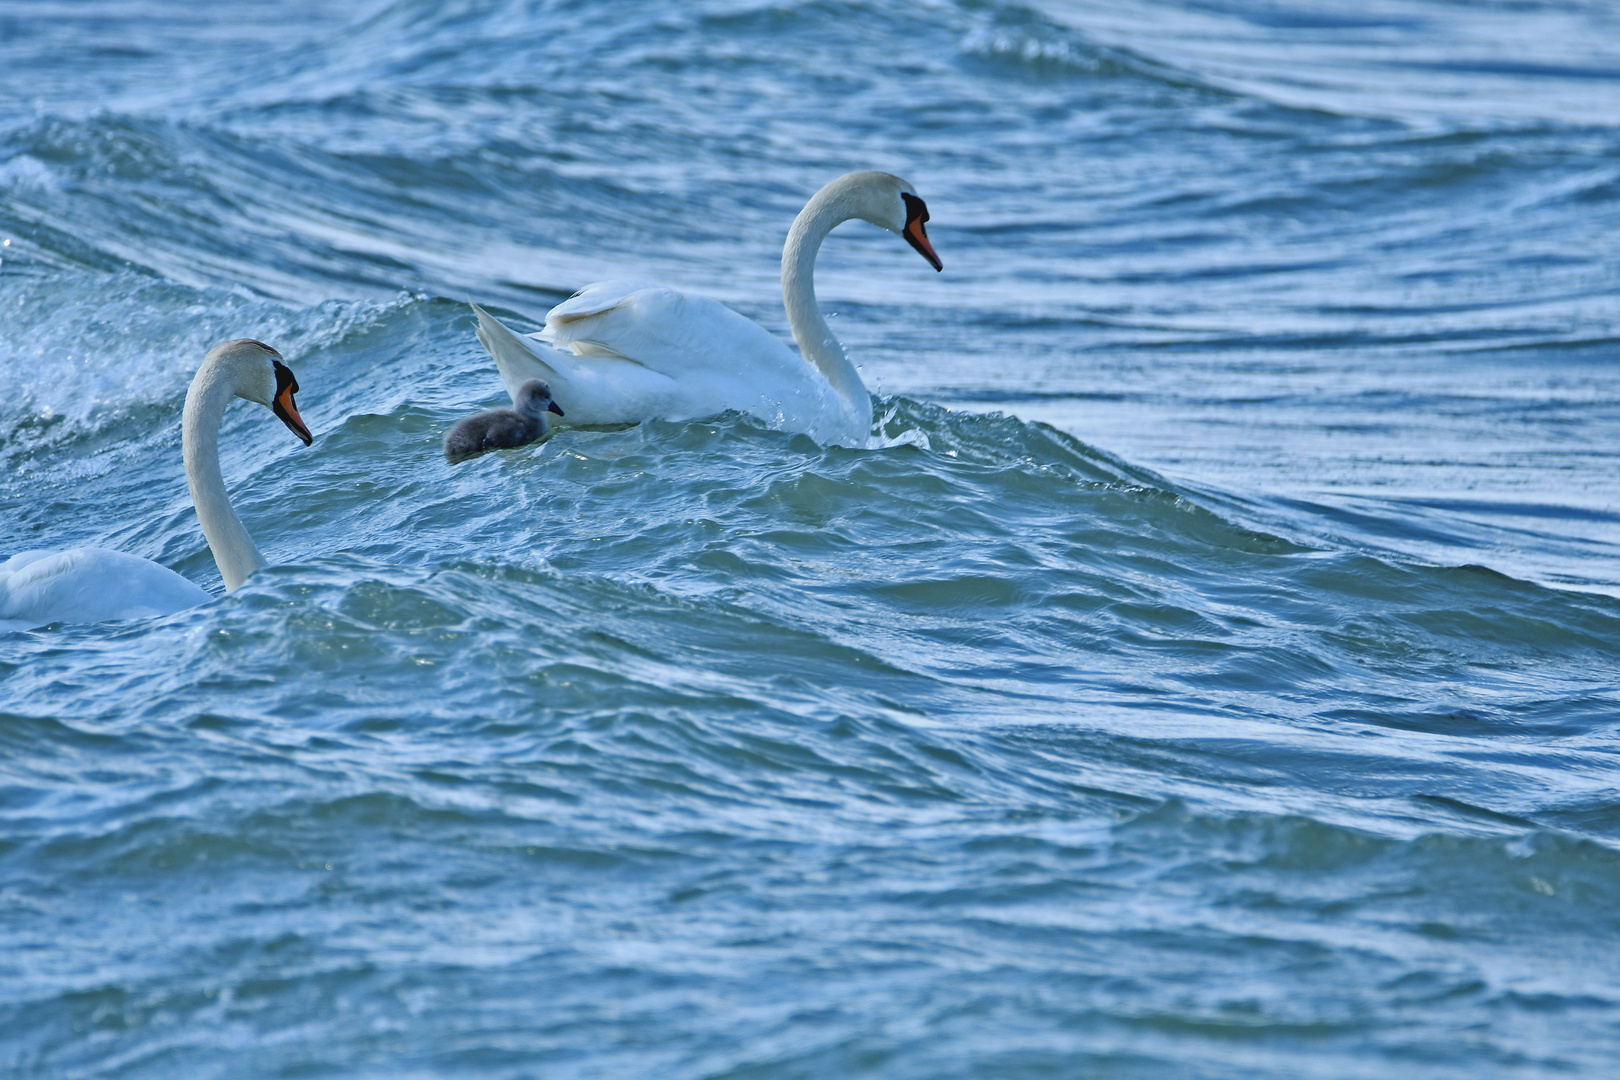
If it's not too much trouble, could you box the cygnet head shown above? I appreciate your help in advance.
[203,338,313,445]
[514,379,565,420]
[838,171,942,272]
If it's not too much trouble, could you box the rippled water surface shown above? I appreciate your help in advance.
[4,1,1620,1076]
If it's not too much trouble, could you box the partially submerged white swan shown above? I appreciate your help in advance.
[0,339,313,632]
[471,170,942,447]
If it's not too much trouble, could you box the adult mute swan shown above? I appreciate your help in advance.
[470,170,942,447]
[0,339,313,632]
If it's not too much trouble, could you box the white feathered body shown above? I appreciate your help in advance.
[0,548,211,632]
[474,282,870,447]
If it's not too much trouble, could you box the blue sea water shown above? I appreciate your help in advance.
[3,0,1620,1076]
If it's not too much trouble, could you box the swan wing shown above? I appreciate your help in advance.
[471,301,679,426]
[0,547,211,630]
[540,281,798,384]
[543,280,666,331]
[542,281,863,437]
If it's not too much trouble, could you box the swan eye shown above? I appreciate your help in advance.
[272,360,300,397]
[901,192,929,227]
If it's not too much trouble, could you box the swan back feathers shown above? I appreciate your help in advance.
[0,548,210,631]
[541,282,793,378]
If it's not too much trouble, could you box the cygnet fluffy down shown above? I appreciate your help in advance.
[444,379,564,462]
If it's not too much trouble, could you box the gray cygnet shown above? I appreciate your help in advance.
[444,379,565,462]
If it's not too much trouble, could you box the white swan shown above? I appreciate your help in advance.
[470,170,942,447]
[0,339,313,632]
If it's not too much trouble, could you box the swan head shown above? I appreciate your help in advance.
[207,338,314,446]
[514,379,565,419]
[846,171,943,272]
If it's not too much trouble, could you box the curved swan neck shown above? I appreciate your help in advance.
[782,181,874,433]
[182,362,267,593]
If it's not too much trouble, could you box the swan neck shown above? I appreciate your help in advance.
[782,190,872,434]
[182,365,267,592]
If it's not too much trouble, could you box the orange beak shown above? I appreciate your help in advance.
[900,192,942,272]
[906,217,942,272]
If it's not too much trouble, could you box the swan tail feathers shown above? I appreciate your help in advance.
[470,301,561,404]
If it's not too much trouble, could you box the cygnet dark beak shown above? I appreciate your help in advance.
[548,401,565,417]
